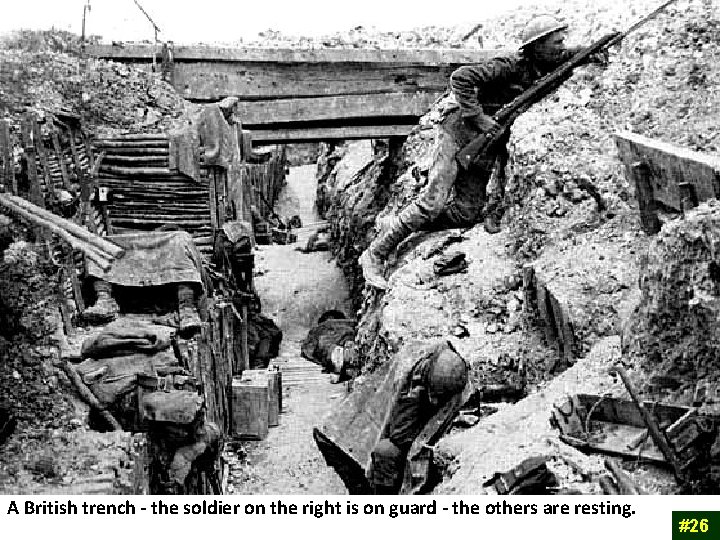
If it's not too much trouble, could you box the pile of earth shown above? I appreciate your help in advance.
[0,29,196,137]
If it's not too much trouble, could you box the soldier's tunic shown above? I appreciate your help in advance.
[368,343,468,493]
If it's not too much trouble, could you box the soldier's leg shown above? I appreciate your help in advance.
[360,128,460,289]
[369,438,406,495]
[82,278,119,324]
[431,163,494,230]
[178,283,201,335]
[483,133,511,234]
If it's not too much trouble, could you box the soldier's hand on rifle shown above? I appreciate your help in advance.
[464,113,500,137]
[588,32,623,66]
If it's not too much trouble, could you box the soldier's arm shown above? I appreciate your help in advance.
[450,57,518,119]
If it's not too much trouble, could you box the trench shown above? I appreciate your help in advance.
[226,163,351,494]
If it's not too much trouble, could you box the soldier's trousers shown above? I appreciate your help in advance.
[369,438,407,494]
[397,110,508,234]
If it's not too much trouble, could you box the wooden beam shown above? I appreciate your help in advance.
[173,62,451,101]
[614,131,720,212]
[248,124,414,144]
[238,92,438,125]
[87,44,505,65]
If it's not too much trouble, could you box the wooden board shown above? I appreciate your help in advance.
[87,45,510,102]
[174,63,450,101]
[248,124,414,144]
[87,44,503,65]
[238,92,439,125]
[614,131,720,212]
[314,359,398,493]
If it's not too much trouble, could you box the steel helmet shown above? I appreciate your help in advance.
[520,15,568,49]
[428,347,468,398]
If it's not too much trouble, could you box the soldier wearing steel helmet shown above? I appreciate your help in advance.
[360,15,615,290]
[368,341,469,494]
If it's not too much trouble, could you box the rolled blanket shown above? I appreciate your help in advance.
[81,319,175,360]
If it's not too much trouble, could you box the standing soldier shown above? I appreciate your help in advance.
[360,15,615,289]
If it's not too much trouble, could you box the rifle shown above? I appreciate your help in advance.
[456,0,681,170]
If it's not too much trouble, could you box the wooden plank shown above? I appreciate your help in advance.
[548,293,574,363]
[576,393,688,430]
[100,148,170,157]
[103,155,169,165]
[96,133,167,141]
[249,124,414,144]
[173,63,451,101]
[631,161,661,235]
[238,92,438,125]
[110,217,211,226]
[0,120,17,194]
[98,165,173,176]
[87,44,505,65]
[614,131,720,212]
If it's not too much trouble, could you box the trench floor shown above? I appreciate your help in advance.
[226,164,352,494]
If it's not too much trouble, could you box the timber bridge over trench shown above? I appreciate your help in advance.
[87,44,505,144]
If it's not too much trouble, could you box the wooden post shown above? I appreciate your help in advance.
[208,168,218,232]
[21,117,44,208]
[33,121,54,207]
[68,129,84,183]
[240,304,249,373]
[522,264,535,319]
[216,169,227,227]
[0,120,17,194]
[82,130,95,172]
[221,302,235,375]
[51,129,72,190]
[549,294,575,365]
[56,267,74,336]
[535,281,556,347]
[66,251,85,313]
[78,146,97,234]
[678,182,699,214]
[631,161,661,235]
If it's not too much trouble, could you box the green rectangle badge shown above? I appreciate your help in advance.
[673,512,720,540]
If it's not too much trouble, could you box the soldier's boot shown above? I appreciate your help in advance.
[483,213,501,234]
[359,216,412,290]
[483,200,503,235]
[178,284,201,335]
[82,279,119,324]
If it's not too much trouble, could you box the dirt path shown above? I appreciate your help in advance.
[226,164,352,494]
